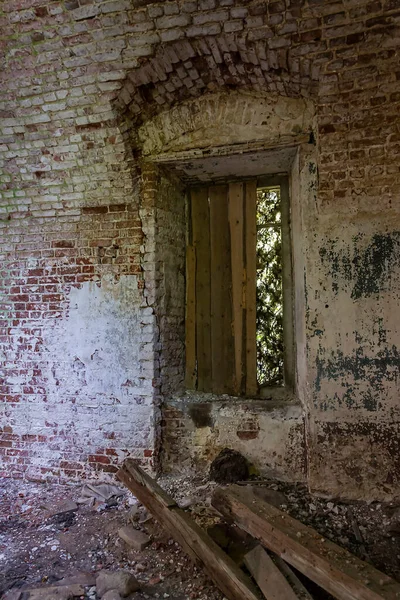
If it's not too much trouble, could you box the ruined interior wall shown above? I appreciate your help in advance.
[139,164,187,464]
[307,160,400,500]
[1,0,400,498]
[306,18,400,500]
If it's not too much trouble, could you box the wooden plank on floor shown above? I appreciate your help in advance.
[117,460,261,600]
[228,182,245,396]
[212,485,400,600]
[273,556,314,600]
[210,184,234,395]
[191,187,212,391]
[245,180,258,396]
[185,244,196,389]
[244,545,300,600]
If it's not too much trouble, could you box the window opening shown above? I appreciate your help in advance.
[256,186,284,387]
[185,175,293,397]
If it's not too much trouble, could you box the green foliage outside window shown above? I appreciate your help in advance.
[256,186,284,386]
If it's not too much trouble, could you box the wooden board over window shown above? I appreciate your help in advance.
[186,182,258,396]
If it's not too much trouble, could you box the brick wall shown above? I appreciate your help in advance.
[1,0,400,497]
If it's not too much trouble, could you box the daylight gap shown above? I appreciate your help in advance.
[256,185,284,387]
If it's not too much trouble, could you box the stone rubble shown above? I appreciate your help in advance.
[118,525,151,551]
[0,478,224,600]
[95,570,140,597]
[102,591,122,600]
[1,475,399,599]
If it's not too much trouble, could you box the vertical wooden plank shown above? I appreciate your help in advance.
[210,184,234,395]
[244,545,300,600]
[245,180,258,396]
[274,556,314,600]
[228,182,244,396]
[185,244,196,389]
[191,188,212,391]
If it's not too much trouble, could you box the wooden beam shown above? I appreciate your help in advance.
[117,460,261,600]
[212,485,400,600]
[228,182,245,396]
[210,184,234,395]
[185,244,196,389]
[244,545,300,600]
[244,181,258,396]
[191,187,212,391]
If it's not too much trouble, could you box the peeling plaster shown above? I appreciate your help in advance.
[11,275,157,479]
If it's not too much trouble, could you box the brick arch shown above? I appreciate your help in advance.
[114,31,319,127]
[137,89,315,157]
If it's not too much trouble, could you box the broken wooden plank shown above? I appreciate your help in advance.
[244,180,258,396]
[119,459,176,508]
[210,184,234,395]
[273,556,314,600]
[191,187,212,391]
[185,243,197,389]
[212,485,400,600]
[244,545,300,600]
[117,460,261,600]
[228,181,245,395]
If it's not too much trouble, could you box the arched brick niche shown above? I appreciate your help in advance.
[131,87,317,486]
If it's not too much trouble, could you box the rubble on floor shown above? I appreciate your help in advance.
[1,470,399,599]
[158,472,400,583]
[120,460,400,600]
[0,477,223,600]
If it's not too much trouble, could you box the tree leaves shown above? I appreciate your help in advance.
[256,188,284,387]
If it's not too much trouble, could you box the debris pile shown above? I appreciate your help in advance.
[0,478,222,600]
[118,458,400,600]
[209,448,250,484]
[1,453,400,600]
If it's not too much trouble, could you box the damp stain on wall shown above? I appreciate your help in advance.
[319,232,400,299]
[188,402,213,429]
[315,342,400,411]
[313,232,400,413]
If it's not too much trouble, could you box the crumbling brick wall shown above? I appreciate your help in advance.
[1,0,400,499]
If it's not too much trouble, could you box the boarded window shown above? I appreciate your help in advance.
[185,177,292,397]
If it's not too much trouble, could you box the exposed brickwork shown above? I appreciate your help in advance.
[1,0,400,497]
[0,201,146,481]
[138,163,186,468]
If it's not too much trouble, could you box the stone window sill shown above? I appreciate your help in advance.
[170,388,300,409]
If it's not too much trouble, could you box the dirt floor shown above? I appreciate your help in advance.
[1,473,399,599]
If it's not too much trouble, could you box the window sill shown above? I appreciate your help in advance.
[170,388,299,408]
